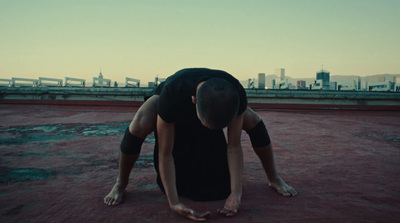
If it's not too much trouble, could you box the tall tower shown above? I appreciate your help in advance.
[258,73,265,89]
[98,69,104,85]
[99,69,103,78]
[316,69,330,90]
[275,68,285,81]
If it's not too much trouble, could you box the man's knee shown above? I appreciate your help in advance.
[246,120,271,149]
[120,127,144,155]
[243,107,262,131]
[130,95,158,138]
[129,114,153,138]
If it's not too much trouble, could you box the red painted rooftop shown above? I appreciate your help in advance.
[0,103,399,222]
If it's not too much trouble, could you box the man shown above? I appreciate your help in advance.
[104,68,297,221]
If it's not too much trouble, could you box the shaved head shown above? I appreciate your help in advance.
[196,78,239,129]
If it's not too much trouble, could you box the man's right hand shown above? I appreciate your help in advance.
[170,203,211,222]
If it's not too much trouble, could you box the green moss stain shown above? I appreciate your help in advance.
[0,168,55,185]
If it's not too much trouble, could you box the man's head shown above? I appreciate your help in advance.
[193,78,239,129]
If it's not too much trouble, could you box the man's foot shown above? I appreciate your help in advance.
[104,183,125,205]
[269,176,297,196]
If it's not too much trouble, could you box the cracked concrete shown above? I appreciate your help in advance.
[0,104,399,222]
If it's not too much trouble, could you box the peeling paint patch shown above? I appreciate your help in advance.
[135,155,154,168]
[0,122,156,145]
[354,131,400,145]
[0,167,55,185]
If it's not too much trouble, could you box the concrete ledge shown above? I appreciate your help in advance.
[3,99,399,111]
[246,89,400,100]
[0,99,144,107]
[0,87,154,102]
[248,103,400,111]
[1,87,400,110]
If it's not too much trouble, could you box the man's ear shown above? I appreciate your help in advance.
[191,96,196,104]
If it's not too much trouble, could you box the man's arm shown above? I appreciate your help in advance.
[218,114,244,217]
[157,115,210,221]
[157,115,178,205]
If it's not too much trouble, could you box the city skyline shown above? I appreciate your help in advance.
[3,71,398,89]
[1,0,399,84]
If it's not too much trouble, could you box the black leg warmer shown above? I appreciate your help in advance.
[246,120,271,149]
[120,127,144,155]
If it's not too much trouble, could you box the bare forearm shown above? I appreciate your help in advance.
[227,114,244,197]
[156,116,179,207]
[227,145,243,196]
[159,154,180,206]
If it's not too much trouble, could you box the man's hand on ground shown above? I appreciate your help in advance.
[170,203,211,222]
[217,193,241,217]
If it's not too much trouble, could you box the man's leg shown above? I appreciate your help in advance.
[104,95,159,205]
[243,107,297,196]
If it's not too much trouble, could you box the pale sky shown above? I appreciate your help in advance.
[1,0,399,84]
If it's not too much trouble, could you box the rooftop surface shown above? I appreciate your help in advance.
[0,103,399,222]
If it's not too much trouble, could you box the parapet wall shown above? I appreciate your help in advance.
[1,87,400,110]
[246,89,400,110]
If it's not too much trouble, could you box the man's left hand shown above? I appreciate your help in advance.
[217,193,241,217]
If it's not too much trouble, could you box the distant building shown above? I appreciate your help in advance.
[367,81,392,92]
[65,77,85,87]
[377,76,385,82]
[93,71,111,87]
[338,81,357,91]
[275,68,285,82]
[296,80,307,90]
[274,68,288,89]
[155,76,166,86]
[0,79,12,87]
[125,77,140,87]
[272,79,276,89]
[330,82,337,90]
[248,78,255,89]
[316,69,330,90]
[258,73,265,89]
[148,82,157,88]
[311,79,323,90]
[358,77,361,91]
[279,79,289,89]
[396,77,400,92]
[98,70,104,85]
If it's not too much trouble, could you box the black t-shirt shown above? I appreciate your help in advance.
[153,68,246,201]
[155,68,247,127]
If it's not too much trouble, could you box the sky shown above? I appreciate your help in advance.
[1,0,399,84]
